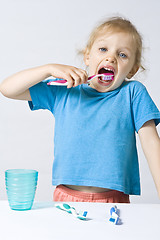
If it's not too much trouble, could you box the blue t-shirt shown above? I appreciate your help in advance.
[28,80,160,195]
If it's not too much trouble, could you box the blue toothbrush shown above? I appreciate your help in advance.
[109,205,119,224]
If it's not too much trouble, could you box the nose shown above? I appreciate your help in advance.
[105,53,116,63]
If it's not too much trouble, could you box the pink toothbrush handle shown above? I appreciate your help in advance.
[47,79,90,85]
[53,80,67,83]
[88,75,97,80]
[47,80,68,85]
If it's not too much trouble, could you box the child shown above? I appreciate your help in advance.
[1,16,160,203]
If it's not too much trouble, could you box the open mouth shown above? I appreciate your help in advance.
[98,67,114,83]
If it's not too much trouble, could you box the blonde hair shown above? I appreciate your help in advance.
[82,16,145,71]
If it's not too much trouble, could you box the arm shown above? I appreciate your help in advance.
[0,64,51,101]
[0,64,88,101]
[138,120,160,198]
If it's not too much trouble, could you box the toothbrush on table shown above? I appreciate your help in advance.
[47,73,114,86]
[55,203,88,220]
[109,205,119,224]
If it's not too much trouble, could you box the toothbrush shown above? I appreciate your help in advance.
[88,73,114,81]
[109,205,119,225]
[55,203,88,220]
[47,73,114,86]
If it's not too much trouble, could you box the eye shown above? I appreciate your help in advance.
[119,52,127,58]
[99,47,107,52]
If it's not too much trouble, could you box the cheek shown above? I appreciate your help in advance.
[121,61,134,74]
[128,57,136,70]
[88,56,98,68]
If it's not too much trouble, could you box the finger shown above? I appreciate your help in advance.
[61,73,74,88]
[67,76,75,88]
[70,71,81,87]
[73,69,88,85]
[63,67,88,88]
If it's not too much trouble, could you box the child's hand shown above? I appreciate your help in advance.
[48,64,88,88]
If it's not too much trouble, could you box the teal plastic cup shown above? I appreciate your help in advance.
[5,169,38,211]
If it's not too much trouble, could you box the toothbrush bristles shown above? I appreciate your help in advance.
[103,75,113,80]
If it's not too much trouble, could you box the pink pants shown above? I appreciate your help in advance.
[53,185,130,203]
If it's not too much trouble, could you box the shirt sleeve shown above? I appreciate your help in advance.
[28,80,58,113]
[132,84,160,132]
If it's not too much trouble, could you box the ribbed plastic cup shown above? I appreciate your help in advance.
[5,169,38,211]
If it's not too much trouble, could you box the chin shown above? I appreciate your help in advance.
[96,82,115,92]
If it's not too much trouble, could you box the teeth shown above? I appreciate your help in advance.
[104,67,114,72]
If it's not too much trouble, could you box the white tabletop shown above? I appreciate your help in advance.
[0,201,159,240]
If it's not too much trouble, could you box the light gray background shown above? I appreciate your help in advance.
[0,0,159,203]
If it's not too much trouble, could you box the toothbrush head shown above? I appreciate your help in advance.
[102,73,114,81]
[76,211,88,220]
[88,72,114,82]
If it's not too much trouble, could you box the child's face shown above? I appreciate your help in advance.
[84,31,139,92]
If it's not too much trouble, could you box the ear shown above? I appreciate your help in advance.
[83,48,90,66]
[127,65,139,79]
